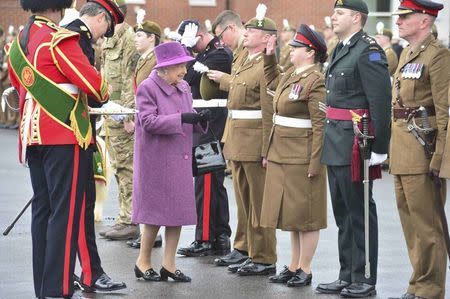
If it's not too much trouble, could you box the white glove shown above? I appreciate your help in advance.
[180,23,200,48]
[369,152,387,166]
[110,114,126,122]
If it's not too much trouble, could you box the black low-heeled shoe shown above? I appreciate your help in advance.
[160,266,191,282]
[134,265,161,281]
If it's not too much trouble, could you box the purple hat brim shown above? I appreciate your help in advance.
[154,55,195,69]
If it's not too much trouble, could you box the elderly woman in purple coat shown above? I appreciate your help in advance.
[132,42,209,283]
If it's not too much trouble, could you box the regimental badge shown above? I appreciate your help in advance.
[336,0,344,5]
[401,63,424,79]
[288,84,303,101]
[21,66,35,87]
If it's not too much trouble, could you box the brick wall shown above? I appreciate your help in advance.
[0,0,335,36]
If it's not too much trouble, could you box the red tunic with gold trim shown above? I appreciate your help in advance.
[7,16,109,162]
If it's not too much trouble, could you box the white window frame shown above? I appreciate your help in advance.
[189,0,217,7]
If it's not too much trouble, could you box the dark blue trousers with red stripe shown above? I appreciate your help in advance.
[76,145,104,287]
[194,170,231,242]
[28,144,90,298]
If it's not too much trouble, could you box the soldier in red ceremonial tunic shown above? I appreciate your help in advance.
[7,1,109,298]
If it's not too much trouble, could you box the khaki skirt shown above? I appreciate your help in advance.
[260,160,327,231]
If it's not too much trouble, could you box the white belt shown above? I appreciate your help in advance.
[25,83,79,100]
[229,109,262,119]
[58,83,79,94]
[273,114,312,128]
[192,99,227,108]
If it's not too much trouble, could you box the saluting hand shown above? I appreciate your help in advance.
[266,35,277,56]
[207,70,225,83]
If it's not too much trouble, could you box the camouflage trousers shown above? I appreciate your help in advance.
[106,128,134,224]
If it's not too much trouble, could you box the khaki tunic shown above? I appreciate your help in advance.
[385,46,399,76]
[134,50,156,88]
[221,52,274,161]
[390,34,450,299]
[260,55,326,231]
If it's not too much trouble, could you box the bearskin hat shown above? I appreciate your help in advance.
[20,0,74,13]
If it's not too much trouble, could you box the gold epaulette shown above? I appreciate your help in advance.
[51,28,80,48]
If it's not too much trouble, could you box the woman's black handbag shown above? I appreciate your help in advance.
[192,128,226,176]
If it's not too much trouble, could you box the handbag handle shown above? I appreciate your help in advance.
[206,125,220,142]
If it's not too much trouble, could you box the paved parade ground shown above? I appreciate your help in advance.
[1,128,450,299]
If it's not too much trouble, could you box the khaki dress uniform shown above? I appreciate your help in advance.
[134,50,156,88]
[384,46,399,76]
[260,55,327,232]
[390,34,450,299]
[219,50,277,264]
[218,40,249,253]
[101,23,139,226]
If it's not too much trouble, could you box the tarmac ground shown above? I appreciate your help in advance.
[1,128,449,299]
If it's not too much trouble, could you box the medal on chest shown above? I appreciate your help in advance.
[401,63,424,79]
[288,84,302,101]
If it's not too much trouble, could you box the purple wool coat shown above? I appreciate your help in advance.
[132,70,204,226]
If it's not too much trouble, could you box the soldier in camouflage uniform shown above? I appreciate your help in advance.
[98,0,140,240]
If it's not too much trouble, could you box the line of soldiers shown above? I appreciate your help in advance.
[4,0,450,298]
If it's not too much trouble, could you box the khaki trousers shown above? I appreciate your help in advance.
[230,161,277,264]
[394,174,447,299]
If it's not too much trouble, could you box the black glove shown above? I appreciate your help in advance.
[181,112,201,124]
[198,109,212,122]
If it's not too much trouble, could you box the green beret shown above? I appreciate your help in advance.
[200,74,222,101]
[245,17,277,33]
[334,0,368,14]
[134,21,162,38]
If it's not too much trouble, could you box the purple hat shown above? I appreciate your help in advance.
[154,42,195,69]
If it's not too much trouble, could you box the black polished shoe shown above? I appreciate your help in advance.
[214,249,248,266]
[134,265,161,281]
[160,266,191,282]
[177,241,213,257]
[79,273,127,293]
[388,293,415,299]
[316,279,351,294]
[237,262,276,276]
[228,258,251,273]
[286,268,312,287]
[73,274,82,290]
[213,234,231,255]
[340,282,376,298]
[268,265,296,283]
[153,234,162,248]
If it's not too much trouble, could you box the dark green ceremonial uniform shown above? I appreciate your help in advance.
[320,30,391,285]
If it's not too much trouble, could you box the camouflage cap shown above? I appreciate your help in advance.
[134,21,162,38]
[334,0,369,14]
[245,17,277,32]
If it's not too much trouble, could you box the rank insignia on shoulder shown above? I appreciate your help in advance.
[369,52,381,62]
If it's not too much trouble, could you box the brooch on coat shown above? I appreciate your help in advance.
[401,63,424,79]
[288,84,303,101]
